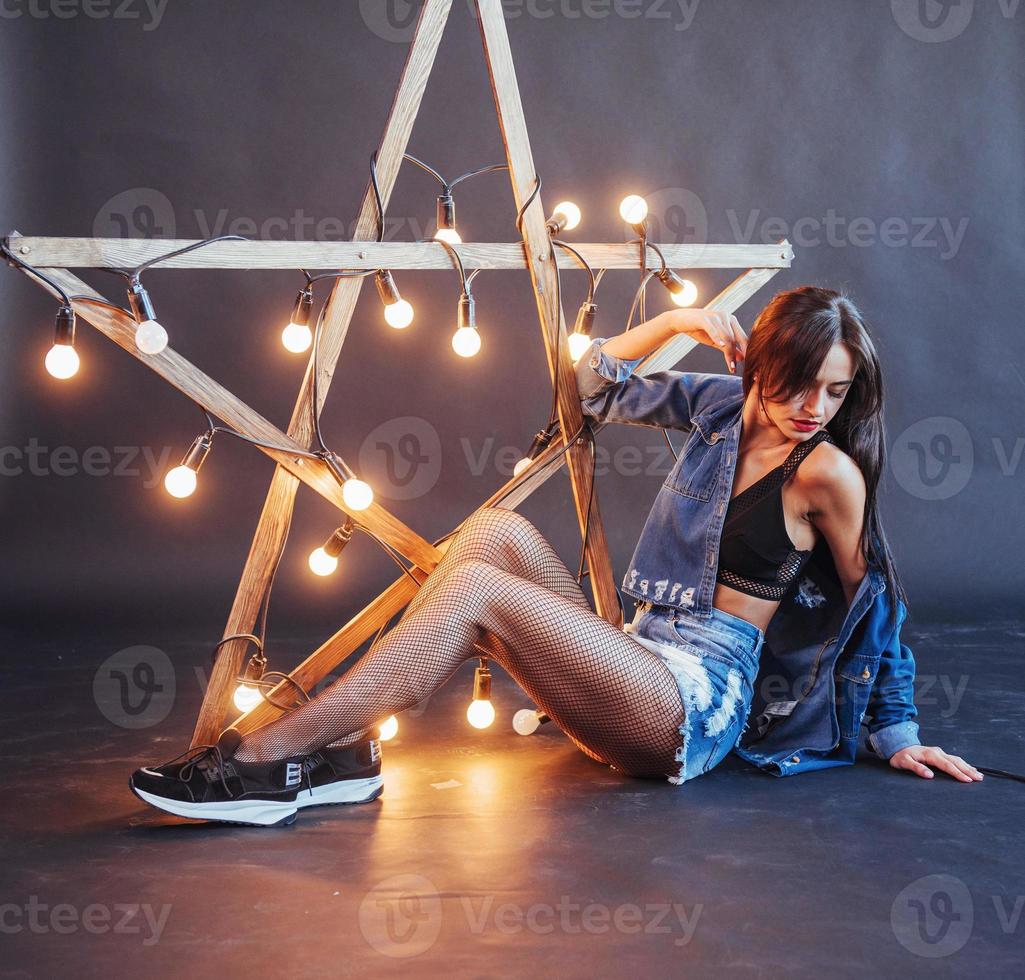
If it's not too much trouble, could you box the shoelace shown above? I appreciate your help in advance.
[159,743,235,798]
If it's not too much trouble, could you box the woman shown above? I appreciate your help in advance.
[130,286,982,827]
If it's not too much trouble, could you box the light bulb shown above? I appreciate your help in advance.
[164,465,197,498]
[550,200,582,232]
[670,279,698,307]
[282,321,313,353]
[452,326,481,358]
[568,331,592,362]
[513,708,542,735]
[619,194,648,225]
[435,227,462,245]
[233,683,264,713]
[378,715,399,741]
[467,699,496,729]
[513,456,532,477]
[384,299,414,329]
[342,477,373,510]
[45,343,80,380]
[308,546,338,577]
[135,319,168,355]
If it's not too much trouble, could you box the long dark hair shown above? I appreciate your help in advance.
[742,285,907,613]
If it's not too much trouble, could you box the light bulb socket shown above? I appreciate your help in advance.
[437,192,456,231]
[374,270,402,307]
[656,268,688,297]
[240,652,267,684]
[323,518,355,558]
[182,432,213,472]
[54,305,76,346]
[573,301,598,339]
[457,292,475,331]
[291,287,314,327]
[526,425,556,462]
[472,663,492,702]
[127,280,157,325]
[545,211,567,235]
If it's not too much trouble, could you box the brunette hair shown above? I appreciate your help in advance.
[742,285,907,613]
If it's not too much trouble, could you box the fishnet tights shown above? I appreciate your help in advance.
[233,507,686,779]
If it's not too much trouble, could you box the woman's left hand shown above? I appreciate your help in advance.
[889,744,984,782]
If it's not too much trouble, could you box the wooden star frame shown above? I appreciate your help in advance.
[8,0,792,747]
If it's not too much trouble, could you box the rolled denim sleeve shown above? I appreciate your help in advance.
[863,599,921,760]
[575,336,738,431]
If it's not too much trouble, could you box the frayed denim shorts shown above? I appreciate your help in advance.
[623,600,765,785]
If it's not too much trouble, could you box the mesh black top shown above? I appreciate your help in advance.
[716,429,834,601]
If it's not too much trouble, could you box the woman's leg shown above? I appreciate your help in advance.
[311,506,594,751]
[234,512,685,778]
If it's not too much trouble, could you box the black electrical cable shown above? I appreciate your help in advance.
[2,236,75,306]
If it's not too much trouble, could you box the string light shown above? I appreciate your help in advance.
[378,715,399,741]
[435,191,462,244]
[164,431,212,498]
[513,708,550,735]
[514,422,558,477]
[619,193,649,228]
[282,287,314,353]
[545,200,581,234]
[233,651,267,713]
[452,292,481,358]
[375,270,414,329]
[466,658,496,729]
[308,518,355,576]
[44,305,80,379]
[126,277,169,355]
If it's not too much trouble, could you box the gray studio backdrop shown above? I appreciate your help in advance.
[1,0,1022,636]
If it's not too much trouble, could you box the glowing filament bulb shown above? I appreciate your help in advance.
[384,299,414,329]
[378,715,399,741]
[45,343,79,379]
[164,465,198,498]
[233,683,263,713]
[282,322,313,353]
[467,699,496,729]
[452,326,481,358]
[342,477,374,511]
[552,200,581,231]
[308,547,338,577]
[434,227,462,245]
[670,280,698,307]
[568,331,592,362]
[619,194,648,225]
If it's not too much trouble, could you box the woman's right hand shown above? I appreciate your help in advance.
[665,308,748,374]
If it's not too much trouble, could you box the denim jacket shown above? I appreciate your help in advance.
[575,337,922,776]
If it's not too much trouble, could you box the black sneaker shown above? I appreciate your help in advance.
[295,738,384,809]
[129,729,305,827]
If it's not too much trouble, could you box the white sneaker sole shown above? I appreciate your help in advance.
[295,774,384,809]
[131,785,298,827]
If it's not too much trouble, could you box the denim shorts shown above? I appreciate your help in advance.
[623,600,765,785]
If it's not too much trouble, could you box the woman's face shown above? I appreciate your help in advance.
[758,341,857,441]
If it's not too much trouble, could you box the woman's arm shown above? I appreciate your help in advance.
[599,308,748,374]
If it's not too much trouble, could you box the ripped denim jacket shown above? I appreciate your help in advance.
[576,336,921,776]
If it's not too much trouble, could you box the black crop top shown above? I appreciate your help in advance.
[716,429,834,601]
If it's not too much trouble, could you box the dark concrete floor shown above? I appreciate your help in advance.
[1,620,1023,978]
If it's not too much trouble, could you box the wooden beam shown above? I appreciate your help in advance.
[11,238,794,271]
[476,0,625,626]
[187,0,456,746]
